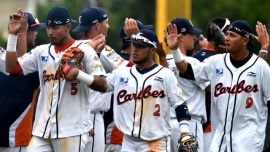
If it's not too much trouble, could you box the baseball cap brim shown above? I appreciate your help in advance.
[144,25,154,29]
[28,23,46,31]
[190,28,202,34]
[72,25,91,32]
[71,19,77,23]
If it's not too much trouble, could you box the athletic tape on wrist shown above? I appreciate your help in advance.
[76,70,94,86]
[259,50,268,54]
[6,34,18,52]
[179,120,190,133]
[171,48,184,63]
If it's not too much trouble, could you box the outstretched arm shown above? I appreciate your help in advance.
[16,12,28,57]
[164,23,188,74]
[6,8,24,73]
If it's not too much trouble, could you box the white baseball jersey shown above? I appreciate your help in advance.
[106,64,187,140]
[192,53,270,152]
[79,40,113,113]
[17,40,106,139]
[167,54,209,122]
[167,54,209,152]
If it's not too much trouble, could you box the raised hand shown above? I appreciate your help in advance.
[156,41,166,58]
[255,21,269,59]
[88,34,106,52]
[8,8,25,35]
[164,23,180,50]
[124,18,139,37]
[255,21,269,49]
[19,12,28,34]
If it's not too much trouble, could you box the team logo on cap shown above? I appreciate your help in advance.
[93,19,98,24]
[181,28,187,33]
[66,19,71,23]
[103,14,107,18]
[54,21,62,25]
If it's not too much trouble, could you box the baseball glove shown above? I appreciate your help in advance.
[178,134,199,152]
[58,47,84,77]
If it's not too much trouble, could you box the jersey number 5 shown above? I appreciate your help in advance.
[153,104,160,116]
[71,83,78,95]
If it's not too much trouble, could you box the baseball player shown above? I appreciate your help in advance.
[72,6,121,152]
[191,17,230,152]
[5,7,106,152]
[64,29,195,152]
[164,18,209,152]
[0,11,45,152]
[103,19,154,152]
[165,20,270,152]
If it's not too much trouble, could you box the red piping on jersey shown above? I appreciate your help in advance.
[203,122,211,133]
[55,39,76,53]
[10,63,23,74]
[203,48,216,52]
[110,125,124,144]
[15,89,38,146]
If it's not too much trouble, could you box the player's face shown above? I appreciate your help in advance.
[225,31,246,54]
[183,33,196,50]
[46,24,71,46]
[27,30,37,49]
[132,43,153,64]
[97,19,109,37]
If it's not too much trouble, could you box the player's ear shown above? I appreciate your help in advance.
[150,47,156,55]
[66,23,72,30]
[179,33,184,42]
[242,37,249,46]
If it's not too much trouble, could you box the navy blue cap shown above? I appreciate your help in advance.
[45,6,77,26]
[119,20,154,42]
[171,18,202,34]
[228,20,255,47]
[73,6,108,32]
[127,29,158,48]
[24,12,46,31]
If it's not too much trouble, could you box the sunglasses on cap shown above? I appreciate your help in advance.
[131,35,157,48]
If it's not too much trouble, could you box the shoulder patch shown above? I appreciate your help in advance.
[105,45,112,51]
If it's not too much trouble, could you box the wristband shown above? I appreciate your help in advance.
[18,33,26,36]
[76,70,94,86]
[179,120,190,133]
[171,48,184,63]
[6,34,18,52]
[259,50,268,54]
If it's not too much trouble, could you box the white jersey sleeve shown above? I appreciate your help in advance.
[100,45,129,73]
